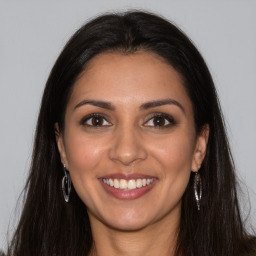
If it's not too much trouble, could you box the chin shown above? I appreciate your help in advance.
[98,208,158,232]
[105,217,151,232]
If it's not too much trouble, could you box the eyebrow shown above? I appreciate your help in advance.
[140,99,185,113]
[74,100,115,111]
[74,98,185,113]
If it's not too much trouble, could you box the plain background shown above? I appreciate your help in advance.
[0,0,255,250]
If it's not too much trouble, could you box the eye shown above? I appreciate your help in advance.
[81,114,112,127]
[144,114,176,128]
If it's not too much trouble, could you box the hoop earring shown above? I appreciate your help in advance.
[62,164,71,202]
[194,172,202,211]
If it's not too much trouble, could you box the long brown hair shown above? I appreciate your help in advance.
[5,11,256,256]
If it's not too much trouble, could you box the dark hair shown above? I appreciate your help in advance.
[5,11,255,256]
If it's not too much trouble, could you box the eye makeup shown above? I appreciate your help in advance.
[79,111,177,131]
[79,113,112,128]
[144,113,177,129]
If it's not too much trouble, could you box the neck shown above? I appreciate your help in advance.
[88,210,180,256]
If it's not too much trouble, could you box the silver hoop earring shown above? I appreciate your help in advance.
[194,172,202,211]
[62,164,71,202]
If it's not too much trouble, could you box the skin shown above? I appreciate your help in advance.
[56,51,209,256]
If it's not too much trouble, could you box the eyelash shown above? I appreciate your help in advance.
[80,113,176,128]
[144,113,176,128]
[80,113,112,127]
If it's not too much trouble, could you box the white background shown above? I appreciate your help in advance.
[0,0,255,250]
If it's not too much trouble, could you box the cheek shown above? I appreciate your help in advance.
[64,132,106,187]
[150,133,195,199]
[63,133,109,207]
[153,133,195,174]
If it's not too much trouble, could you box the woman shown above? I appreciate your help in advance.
[3,11,255,256]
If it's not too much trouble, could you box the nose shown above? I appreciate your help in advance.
[108,126,148,166]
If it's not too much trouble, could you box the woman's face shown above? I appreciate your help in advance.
[57,51,208,231]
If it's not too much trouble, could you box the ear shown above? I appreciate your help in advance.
[54,123,68,168]
[191,124,209,172]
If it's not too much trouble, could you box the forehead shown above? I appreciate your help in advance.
[68,51,193,112]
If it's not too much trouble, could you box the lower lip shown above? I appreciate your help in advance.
[99,179,157,200]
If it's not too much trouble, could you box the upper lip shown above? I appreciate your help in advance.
[98,173,157,180]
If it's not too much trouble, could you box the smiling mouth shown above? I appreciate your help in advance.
[102,178,155,190]
[99,175,157,200]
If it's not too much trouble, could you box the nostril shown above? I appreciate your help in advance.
[108,132,147,165]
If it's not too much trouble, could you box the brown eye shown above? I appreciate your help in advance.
[144,114,175,128]
[91,116,104,126]
[82,114,111,127]
[152,116,166,126]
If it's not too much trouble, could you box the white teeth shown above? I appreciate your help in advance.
[109,179,114,187]
[102,177,154,190]
[128,180,136,189]
[113,179,120,188]
[147,178,153,185]
[136,179,142,188]
[119,179,128,189]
